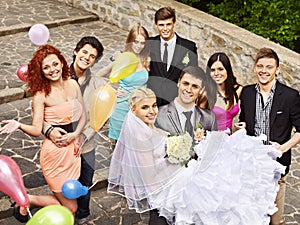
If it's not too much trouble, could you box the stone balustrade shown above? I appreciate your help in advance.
[59,0,300,89]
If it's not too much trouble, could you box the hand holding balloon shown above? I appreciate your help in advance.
[0,120,20,134]
[116,87,127,98]
[62,180,88,199]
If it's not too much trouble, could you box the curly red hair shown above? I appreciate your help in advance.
[26,45,70,96]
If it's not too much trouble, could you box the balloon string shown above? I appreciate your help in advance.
[26,207,32,218]
[88,180,99,190]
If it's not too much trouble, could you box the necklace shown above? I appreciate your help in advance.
[217,91,228,104]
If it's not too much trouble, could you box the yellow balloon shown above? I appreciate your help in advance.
[89,84,117,131]
[109,52,138,83]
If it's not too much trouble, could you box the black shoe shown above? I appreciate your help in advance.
[13,206,29,223]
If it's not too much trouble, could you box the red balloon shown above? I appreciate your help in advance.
[0,155,29,207]
[16,64,28,82]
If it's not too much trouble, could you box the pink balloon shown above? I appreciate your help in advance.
[0,155,29,207]
[28,24,50,46]
[16,64,28,82]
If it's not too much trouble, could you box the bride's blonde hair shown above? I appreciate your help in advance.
[129,87,156,109]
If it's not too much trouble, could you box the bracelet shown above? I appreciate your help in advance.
[45,126,54,139]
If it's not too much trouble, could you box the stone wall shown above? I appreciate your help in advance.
[59,0,300,89]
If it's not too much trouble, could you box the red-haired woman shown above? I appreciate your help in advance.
[0,45,86,223]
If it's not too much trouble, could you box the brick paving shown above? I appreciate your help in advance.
[0,0,299,224]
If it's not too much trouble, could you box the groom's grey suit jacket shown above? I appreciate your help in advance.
[155,101,218,134]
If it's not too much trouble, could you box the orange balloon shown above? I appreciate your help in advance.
[109,52,138,83]
[89,84,117,131]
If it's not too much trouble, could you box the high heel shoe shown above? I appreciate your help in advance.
[11,203,29,223]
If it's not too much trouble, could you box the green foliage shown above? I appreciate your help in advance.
[208,0,300,49]
[177,0,300,50]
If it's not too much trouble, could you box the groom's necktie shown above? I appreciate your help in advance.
[163,42,168,71]
[183,111,193,137]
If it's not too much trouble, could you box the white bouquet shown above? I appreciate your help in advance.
[166,132,193,167]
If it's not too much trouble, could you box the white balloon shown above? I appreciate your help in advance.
[28,24,50,46]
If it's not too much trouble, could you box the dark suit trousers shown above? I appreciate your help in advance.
[149,209,168,225]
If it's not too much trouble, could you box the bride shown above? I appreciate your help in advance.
[107,87,285,225]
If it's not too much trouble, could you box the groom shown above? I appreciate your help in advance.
[151,66,218,225]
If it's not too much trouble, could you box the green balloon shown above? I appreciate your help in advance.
[26,205,74,225]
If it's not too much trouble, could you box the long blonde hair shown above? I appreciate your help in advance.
[125,24,150,71]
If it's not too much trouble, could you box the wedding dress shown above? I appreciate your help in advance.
[107,110,285,225]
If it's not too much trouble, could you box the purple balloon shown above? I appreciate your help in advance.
[28,24,50,46]
[62,180,88,199]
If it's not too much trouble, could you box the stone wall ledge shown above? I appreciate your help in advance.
[0,88,25,105]
[60,0,300,88]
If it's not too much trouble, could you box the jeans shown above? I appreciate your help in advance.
[76,150,95,219]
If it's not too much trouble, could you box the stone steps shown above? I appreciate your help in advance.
[0,14,99,37]
[0,0,99,105]
[0,0,124,220]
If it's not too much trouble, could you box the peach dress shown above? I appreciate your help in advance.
[41,99,82,192]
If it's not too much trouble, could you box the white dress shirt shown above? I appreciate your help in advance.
[174,98,195,132]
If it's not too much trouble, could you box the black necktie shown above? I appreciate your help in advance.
[183,111,193,137]
[163,43,168,71]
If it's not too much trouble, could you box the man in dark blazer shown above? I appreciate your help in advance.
[149,66,218,225]
[147,6,198,107]
[235,47,300,225]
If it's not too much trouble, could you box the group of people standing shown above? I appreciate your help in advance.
[106,6,300,225]
[0,5,299,225]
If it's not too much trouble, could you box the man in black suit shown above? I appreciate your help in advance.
[147,6,198,107]
[150,66,218,225]
[235,47,300,225]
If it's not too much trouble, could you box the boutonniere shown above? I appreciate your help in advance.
[182,52,190,65]
[193,122,206,143]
